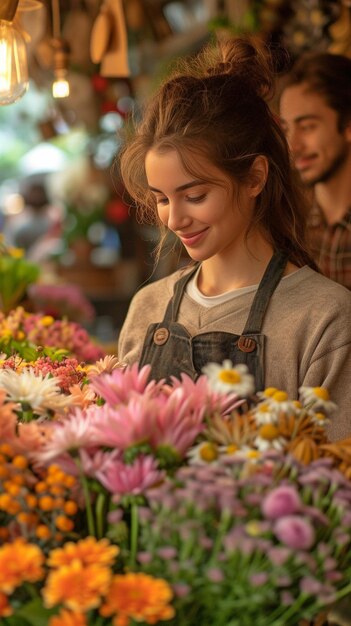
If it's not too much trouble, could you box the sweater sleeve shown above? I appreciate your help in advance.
[117,273,177,365]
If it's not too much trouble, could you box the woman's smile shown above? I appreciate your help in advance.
[178,228,210,247]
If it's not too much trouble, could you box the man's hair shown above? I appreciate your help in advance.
[283,52,351,131]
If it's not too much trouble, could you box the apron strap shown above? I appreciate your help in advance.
[162,251,287,332]
[242,250,288,334]
[162,263,200,323]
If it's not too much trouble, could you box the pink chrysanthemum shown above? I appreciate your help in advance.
[35,409,100,464]
[90,363,163,406]
[97,455,165,498]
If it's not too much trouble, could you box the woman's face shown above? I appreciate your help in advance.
[145,148,256,263]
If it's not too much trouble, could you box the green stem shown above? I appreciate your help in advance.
[269,592,309,626]
[96,492,107,539]
[75,457,96,537]
[130,502,139,569]
[208,509,232,564]
[334,582,351,602]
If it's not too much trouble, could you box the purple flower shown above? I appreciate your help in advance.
[300,577,325,595]
[262,486,302,519]
[157,547,177,560]
[268,546,291,566]
[137,551,152,564]
[281,591,294,606]
[206,567,224,583]
[172,582,191,598]
[249,572,268,586]
[274,515,315,550]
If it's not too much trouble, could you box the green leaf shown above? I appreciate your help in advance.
[5,617,33,626]
[14,598,57,626]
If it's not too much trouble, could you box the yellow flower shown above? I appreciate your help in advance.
[8,247,24,258]
[48,537,119,569]
[40,315,55,327]
[245,521,262,537]
[43,561,112,612]
[100,572,175,625]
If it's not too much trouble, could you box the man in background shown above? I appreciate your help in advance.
[279,52,351,289]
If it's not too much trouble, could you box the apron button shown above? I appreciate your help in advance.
[153,327,170,345]
[237,336,257,353]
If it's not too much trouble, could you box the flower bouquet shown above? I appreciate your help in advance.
[0,355,351,625]
[0,306,105,364]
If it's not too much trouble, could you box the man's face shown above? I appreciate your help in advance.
[280,82,351,186]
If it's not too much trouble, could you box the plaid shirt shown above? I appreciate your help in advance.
[306,203,351,290]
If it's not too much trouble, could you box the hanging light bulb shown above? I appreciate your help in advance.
[52,37,70,98]
[0,0,29,105]
[51,0,70,99]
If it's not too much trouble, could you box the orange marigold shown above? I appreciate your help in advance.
[0,591,12,617]
[48,537,119,568]
[100,573,175,625]
[48,608,88,626]
[42,561,112,612]
[0,539,45,593]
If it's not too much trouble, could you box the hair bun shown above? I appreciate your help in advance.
[206,60,232,76]
[204,36,275,101]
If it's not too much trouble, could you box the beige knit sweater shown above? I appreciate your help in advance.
[118,265,351,441]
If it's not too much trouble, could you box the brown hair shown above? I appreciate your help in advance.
[119,36,314,268]
[282,51,351,132]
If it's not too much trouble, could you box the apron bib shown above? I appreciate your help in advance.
[139,251,288,390]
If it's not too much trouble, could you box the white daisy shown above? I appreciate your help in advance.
[202,360,255,397]
[232,446,262,463]
[0,368,71,414]
[299,386,337,415]
[251,401,278,425]
[309,411,329,427]
[187,441,219,465]
[257,389,298,415]
[253,422,287,452]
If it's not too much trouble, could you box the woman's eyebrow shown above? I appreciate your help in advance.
[148,181,204,193]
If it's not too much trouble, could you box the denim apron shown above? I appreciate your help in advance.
[139,251,288,390]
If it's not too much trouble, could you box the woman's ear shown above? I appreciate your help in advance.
[247,155,269,197]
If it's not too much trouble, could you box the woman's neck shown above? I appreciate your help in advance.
[197,237,273,296]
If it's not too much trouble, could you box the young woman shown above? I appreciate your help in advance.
[117,37,351,441]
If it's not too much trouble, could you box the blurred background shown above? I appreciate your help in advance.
[0,0,350,347]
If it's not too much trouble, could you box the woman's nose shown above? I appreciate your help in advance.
[167,200,191,232]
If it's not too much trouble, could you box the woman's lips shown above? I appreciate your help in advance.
[178,228,209,247]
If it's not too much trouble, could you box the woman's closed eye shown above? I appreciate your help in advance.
[155,196,169,206]
[155,192,207,206]
[186,193,207,203]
